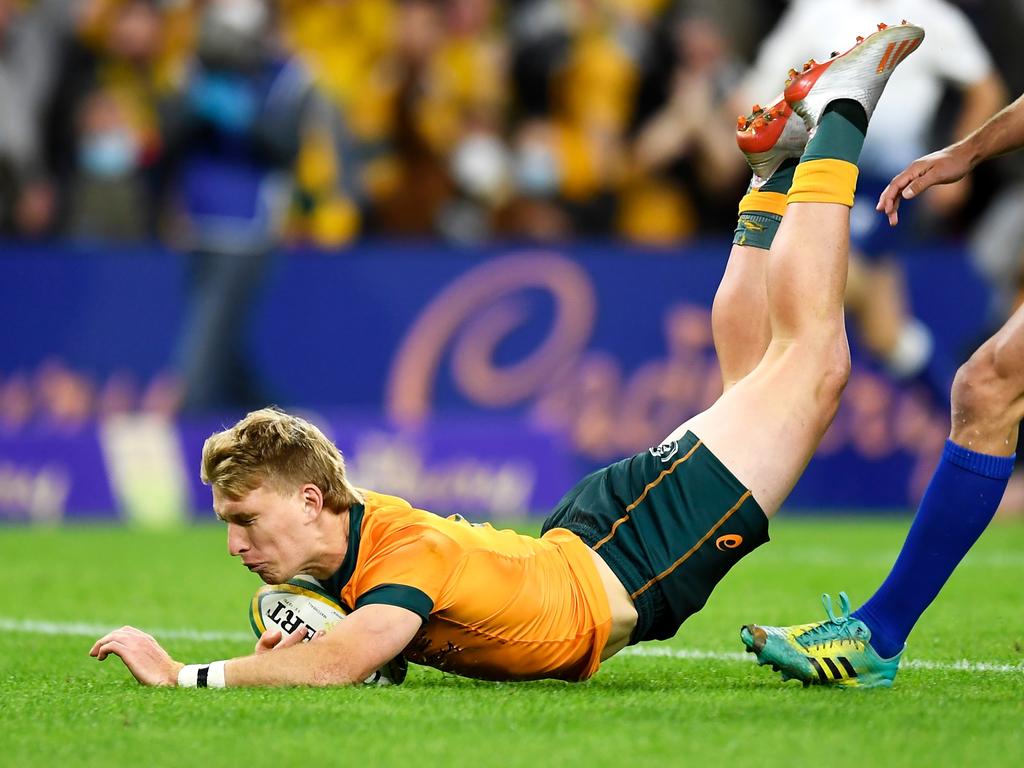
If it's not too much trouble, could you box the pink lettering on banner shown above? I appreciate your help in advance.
[0,462,70,522]
[387,253,596,422]
[387,251,950,502]
[386,252,723,459]
[529,305,721,460]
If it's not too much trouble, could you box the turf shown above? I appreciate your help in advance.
[2,518,1022,767]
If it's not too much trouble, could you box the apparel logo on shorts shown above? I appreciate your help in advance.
[715,534,743,551]
[649,441,679,463]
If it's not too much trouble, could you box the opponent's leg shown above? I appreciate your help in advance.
[714,100,806,390]
[671,22,927,515]
[848,308,1024,651]
[740,305,1024,688]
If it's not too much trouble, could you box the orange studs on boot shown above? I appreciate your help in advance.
[736,96,804,164]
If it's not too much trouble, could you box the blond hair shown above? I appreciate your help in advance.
[200,407,362,512]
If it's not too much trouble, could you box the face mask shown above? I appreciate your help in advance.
[79,132,139,179]
[451,133,509,200]
[515,143,560,196]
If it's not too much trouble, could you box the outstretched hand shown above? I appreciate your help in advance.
[90,626,183,686]
[876,144,973,226]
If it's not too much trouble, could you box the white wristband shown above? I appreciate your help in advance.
[178,664,200,687]
[177,661,227,688]
[207,660,227,688]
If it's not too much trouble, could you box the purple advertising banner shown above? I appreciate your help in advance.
[179,414,581,519]
[0,240,994,521]
[0,416,579,523]
[0,431,117,522]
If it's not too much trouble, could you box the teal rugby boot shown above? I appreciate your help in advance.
[740,592,903,689]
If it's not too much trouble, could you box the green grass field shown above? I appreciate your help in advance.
[2,517,1022,767]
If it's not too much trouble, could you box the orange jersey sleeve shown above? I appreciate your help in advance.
[330,491,612,682]
[349,519,462,621]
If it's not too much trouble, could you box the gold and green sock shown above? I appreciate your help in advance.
[732,159,796,250]
[788,99,867,207]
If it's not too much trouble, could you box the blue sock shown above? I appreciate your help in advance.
[851,440,1015,658]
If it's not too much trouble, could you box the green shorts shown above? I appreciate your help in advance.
[542,431,769,642]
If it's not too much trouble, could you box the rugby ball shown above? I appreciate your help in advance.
[249,576,408,685]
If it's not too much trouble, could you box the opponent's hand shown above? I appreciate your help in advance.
[90,626,183,686]
[253,627,318,655]
[876,144,973,226]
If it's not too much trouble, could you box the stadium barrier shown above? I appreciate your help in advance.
[0,240,990,523]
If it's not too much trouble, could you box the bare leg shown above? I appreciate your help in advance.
[670,20,925,516]
[711,244,771,391]
[949,303,1024,454]
[741,300,1022,679]
[741,300,1023,680]
[668,202,852,515]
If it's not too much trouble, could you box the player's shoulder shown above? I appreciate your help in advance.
[357,490,454,542]
[359,489,414,516]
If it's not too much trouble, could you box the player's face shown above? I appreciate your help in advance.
[214,483,313,584]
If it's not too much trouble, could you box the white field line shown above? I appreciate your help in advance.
[618,645,1024,674]
[0,617,252,643]
[4,616,1021,675]
[750,550,1024,569]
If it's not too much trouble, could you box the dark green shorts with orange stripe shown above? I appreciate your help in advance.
[542,431,770,642]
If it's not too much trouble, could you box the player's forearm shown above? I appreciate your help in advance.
[961,92,1024,168]
[224,635,364,687]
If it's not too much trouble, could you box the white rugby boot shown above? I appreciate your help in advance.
[783,21,925,130]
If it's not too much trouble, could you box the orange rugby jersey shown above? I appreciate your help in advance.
[320,491,612,682]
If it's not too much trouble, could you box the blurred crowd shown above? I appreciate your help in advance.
[0,0,844,247]
[2,0,1020,247]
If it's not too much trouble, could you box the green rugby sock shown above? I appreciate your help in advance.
[733,212,781,250]
[757,159,798,194]
[788,101,866,207]
[801,100,868,164]
[733,160,796,250]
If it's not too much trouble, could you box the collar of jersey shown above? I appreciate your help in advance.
[321,501,365,606]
